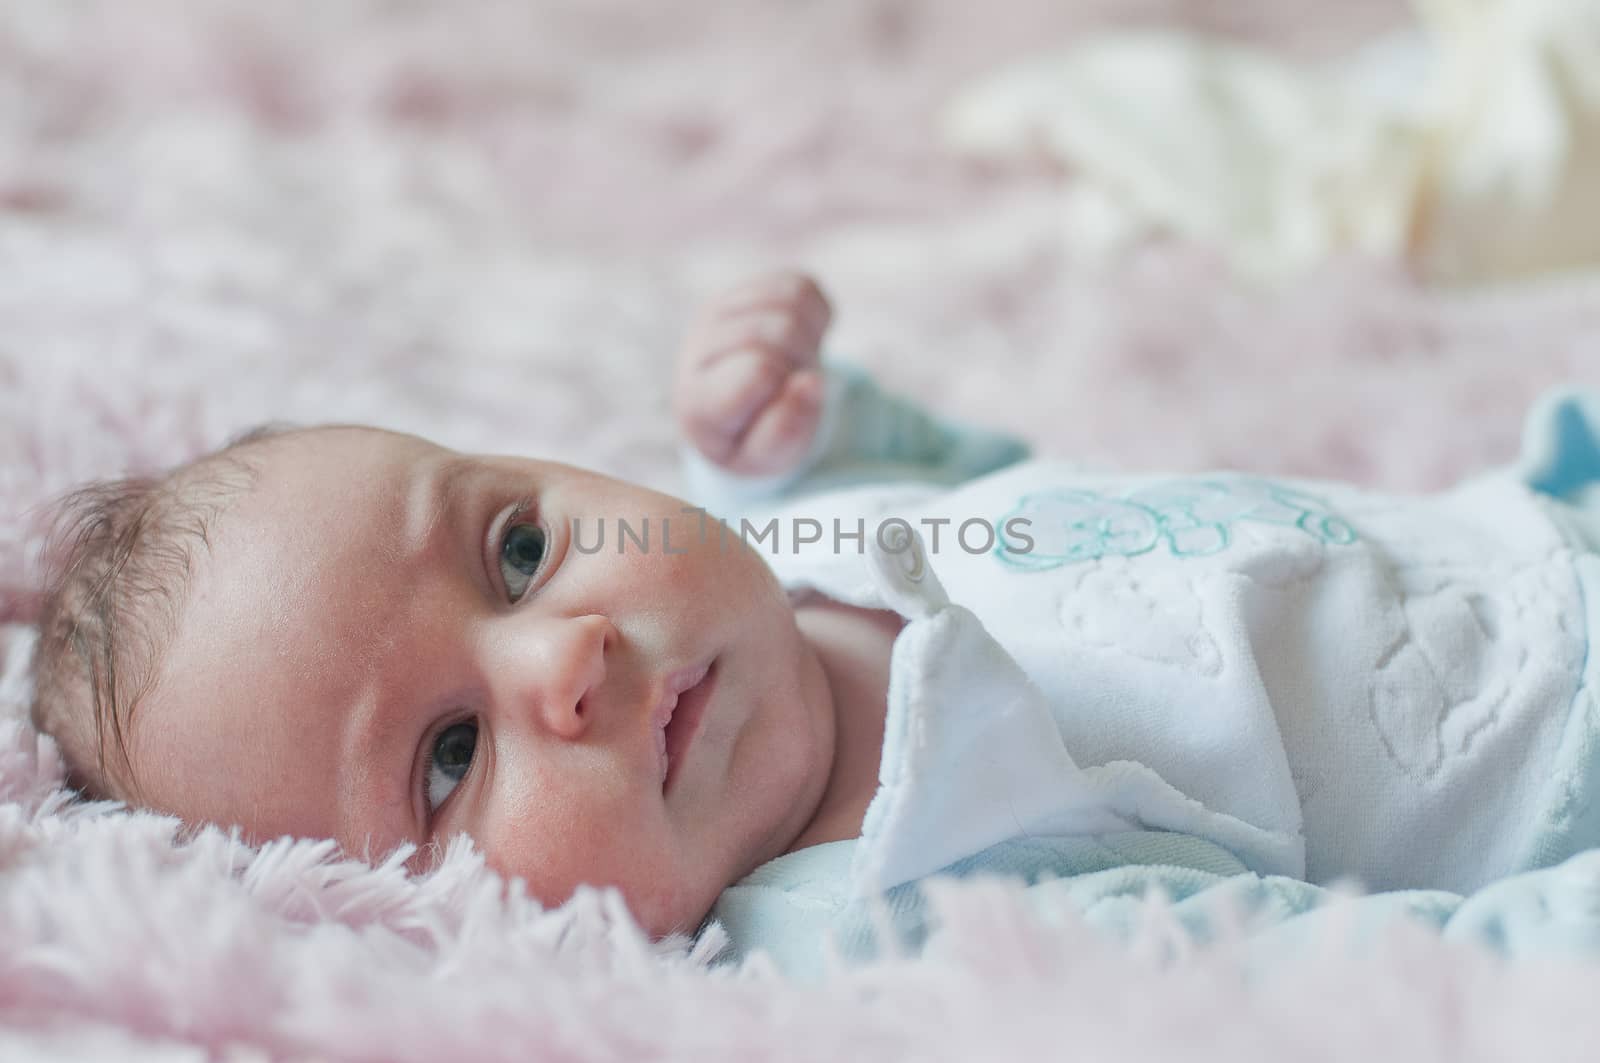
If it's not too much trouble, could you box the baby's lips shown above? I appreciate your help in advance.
[653,657,714,787]
[655,714,669,783]
[655,659,713,722]
[651,658,706,751]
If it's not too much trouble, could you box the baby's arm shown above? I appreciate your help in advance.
[673,272,1031,511]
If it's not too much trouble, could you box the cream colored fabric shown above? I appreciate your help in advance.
[942,0,1600,286]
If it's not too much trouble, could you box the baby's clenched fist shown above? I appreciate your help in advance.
[674,272,832,477]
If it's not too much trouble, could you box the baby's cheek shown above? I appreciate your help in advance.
[646,534,757,633]
[560,846,701,937]
[476,807,686,921]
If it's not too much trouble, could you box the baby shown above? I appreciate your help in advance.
[26,272,1600,952]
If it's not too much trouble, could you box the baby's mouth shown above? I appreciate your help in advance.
[656,658,716,795]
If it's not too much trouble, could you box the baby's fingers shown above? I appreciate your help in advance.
[706,273,832,357]
[679,348,793,465]
[680,307,825,380]
[725,368,825,477]
[673,270,833,474]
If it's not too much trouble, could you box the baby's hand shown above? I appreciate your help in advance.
[674,272,831,477]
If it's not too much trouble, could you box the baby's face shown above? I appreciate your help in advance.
[129,427,834,936]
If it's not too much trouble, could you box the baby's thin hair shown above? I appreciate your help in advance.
[28,423,299,802]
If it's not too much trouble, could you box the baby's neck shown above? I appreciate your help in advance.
[785,597,902,853]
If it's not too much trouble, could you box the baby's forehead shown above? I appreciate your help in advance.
[237,426,452,540]
[226,426,452,521]
[245,424,444,475]
[180,428,450,630]
[128,427,492,827]
[145,430,450,729]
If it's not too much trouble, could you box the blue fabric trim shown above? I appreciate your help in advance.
[1521,390,1600,501]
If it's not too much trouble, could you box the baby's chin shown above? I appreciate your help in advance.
[625,878,719,941]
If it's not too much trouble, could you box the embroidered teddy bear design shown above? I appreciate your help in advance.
[992,477,1358,571]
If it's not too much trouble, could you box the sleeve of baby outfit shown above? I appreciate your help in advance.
[679,359,1032,517]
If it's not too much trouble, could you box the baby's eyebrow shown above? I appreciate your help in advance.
[335,452,480,845]
[407,454,479,563]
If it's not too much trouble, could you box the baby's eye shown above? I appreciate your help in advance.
[426,720,477,813]
[500,522,548,602]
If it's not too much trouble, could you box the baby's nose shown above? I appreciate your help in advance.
[511,613,615,739]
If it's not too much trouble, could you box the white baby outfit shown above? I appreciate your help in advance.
[684,369,1600,964]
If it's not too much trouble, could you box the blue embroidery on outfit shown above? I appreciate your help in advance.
[993,477,1359,571]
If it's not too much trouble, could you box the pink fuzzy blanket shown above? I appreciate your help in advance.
[3,1,1600,1058]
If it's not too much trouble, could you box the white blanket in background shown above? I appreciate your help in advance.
[943,0,1600,286]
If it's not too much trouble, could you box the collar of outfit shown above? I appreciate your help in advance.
[773,519,1304,900]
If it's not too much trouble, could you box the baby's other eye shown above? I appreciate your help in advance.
[500,522,548,602]
[426,721,477,813]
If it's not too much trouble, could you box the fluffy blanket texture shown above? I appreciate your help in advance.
[3,0,1600,1059]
